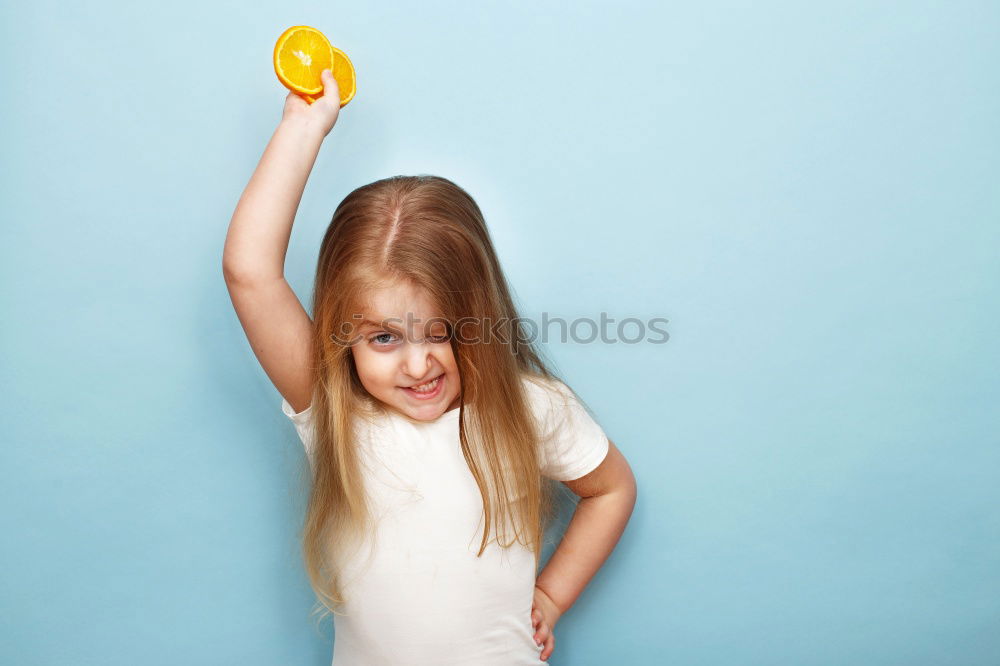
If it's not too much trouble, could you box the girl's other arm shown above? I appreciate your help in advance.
[222,73,341,413]
[536,440,637,618]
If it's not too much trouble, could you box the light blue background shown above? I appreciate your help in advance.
[2,1,998,664]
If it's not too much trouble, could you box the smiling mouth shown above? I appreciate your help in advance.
[401,374,444,395]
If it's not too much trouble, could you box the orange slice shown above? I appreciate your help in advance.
[328,46,357,106]
[273,25,356,107]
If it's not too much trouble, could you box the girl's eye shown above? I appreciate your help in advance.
[368,333,448,346]
[370,333,398,345]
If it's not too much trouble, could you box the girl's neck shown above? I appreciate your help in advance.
[358,391,466,426]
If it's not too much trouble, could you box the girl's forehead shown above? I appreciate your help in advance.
[355,282,445,323]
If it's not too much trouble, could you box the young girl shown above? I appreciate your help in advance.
[223,69,637,665]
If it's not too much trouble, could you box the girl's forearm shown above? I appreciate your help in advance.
[222,118,326,282]
[535,487,636,618]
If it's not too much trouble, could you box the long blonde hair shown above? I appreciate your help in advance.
[301,175,575,622]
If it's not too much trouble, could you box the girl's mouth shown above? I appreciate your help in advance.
[401,374,444,400]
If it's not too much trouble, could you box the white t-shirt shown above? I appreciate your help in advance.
[281,374,609,666]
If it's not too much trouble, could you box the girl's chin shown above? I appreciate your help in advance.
[401,405,449,422]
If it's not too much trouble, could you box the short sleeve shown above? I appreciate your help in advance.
[281,398,316,466]
[526,376,610,482]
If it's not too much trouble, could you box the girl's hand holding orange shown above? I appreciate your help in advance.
[281,69,341,137]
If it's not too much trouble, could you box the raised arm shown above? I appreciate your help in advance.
[222,72,341,413]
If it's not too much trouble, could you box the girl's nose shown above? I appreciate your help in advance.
[402,339,433,379]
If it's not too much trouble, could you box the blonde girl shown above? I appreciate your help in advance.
[223,69,637,665]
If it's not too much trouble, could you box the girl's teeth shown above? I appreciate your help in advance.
[412,376,440,392]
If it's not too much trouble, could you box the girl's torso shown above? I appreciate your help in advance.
[301,404,544,666]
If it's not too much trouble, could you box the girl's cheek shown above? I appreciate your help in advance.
[353,347,396,377]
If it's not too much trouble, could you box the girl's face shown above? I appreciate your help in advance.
[350,281,462,422]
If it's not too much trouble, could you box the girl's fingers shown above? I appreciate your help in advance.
[530,609,555,661]
[321,69,339,99]
[532,608,544,633]
[540,632,555,661]
[533,620,550,648]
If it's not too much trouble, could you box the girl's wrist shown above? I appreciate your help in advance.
[278,115,328,142]
[534,584,565,623]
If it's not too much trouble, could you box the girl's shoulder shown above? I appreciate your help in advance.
[519,372,598,430]
[520,372,609,482]
[520,372,579,408]
[280,396,385,464]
